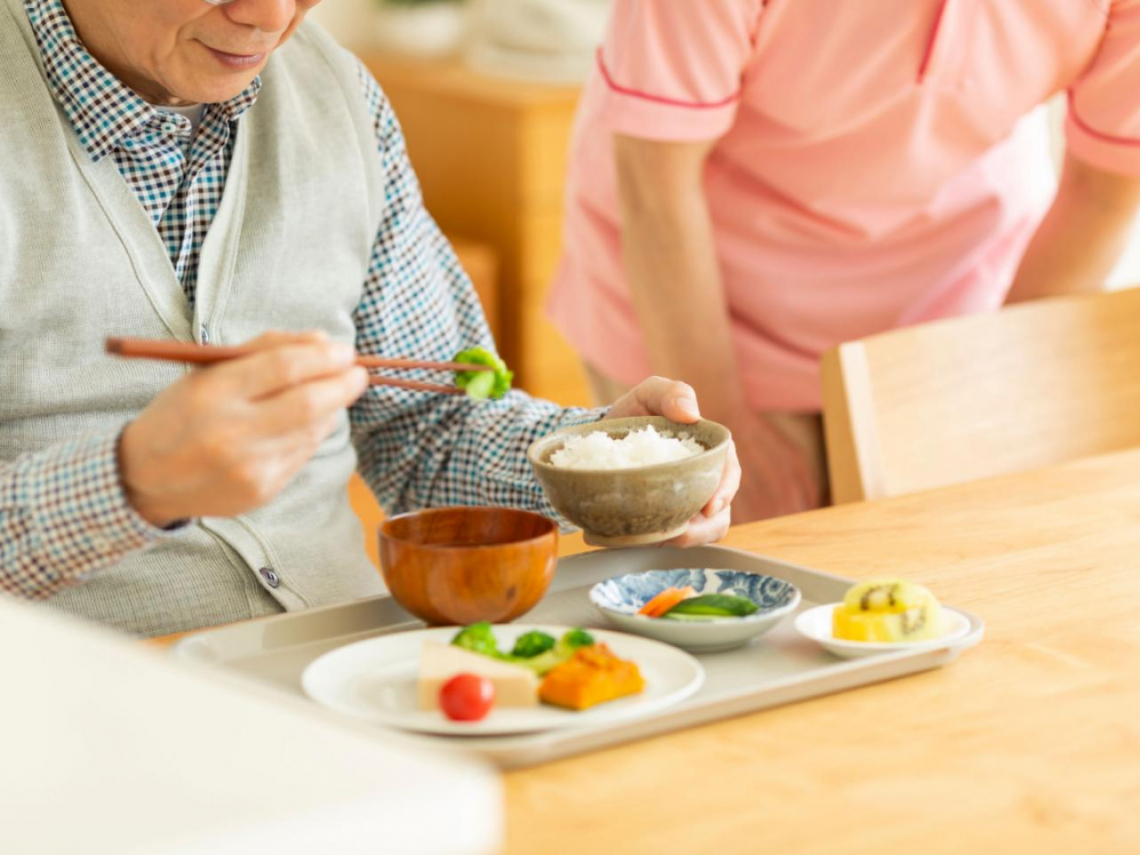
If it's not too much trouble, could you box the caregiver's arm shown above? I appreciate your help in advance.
[613,134,817,520]
[1006,152,1140,303]
[613,135,741,431]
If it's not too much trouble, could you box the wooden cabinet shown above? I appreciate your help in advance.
[360,53,592,407]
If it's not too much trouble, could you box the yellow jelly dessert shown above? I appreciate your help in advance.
[832,579,942,642]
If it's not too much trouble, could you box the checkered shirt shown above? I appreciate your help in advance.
[0,0,601,600]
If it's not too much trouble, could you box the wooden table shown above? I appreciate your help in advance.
[156,448,1140,850]
[503,448,1140,854]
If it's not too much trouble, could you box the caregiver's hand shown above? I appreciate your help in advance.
[605,376,741,547]
[118,331,369,528]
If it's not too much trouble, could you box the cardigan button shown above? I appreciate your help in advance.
[258,566,280,588]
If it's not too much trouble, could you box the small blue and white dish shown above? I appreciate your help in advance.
[589,569,801,653]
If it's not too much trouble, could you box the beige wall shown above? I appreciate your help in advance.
[308,0,376,49]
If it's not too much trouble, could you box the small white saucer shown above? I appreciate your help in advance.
[794,604,972,660]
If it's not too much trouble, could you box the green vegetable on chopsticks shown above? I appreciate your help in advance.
[453,347,513,400]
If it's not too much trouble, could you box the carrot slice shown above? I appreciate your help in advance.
[638,586,697,618]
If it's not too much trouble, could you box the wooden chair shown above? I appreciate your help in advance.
[821,287,1140,503]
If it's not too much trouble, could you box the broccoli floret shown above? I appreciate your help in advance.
[511,630,557,659]
[453,347,513,401]
[558,628,595,653]
[450,622,501,658]
[448,625,597,673]
[512,628,596,675]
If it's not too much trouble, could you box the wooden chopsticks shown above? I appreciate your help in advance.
[105,337,491,395]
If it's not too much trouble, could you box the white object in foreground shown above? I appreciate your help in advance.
[303,625,705,736]
[0,598,500,855]
[795,603,972,660]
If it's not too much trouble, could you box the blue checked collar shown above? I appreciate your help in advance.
[24,0,261,162]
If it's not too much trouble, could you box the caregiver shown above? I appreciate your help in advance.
[549,0,1140,521]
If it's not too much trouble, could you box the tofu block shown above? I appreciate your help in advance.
[417,641,539,710]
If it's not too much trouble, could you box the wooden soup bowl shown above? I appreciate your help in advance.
[379,507,559,626]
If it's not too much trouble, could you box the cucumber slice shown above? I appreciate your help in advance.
[662,593,758,617]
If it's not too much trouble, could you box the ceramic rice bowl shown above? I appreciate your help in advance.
[527,416,731,547]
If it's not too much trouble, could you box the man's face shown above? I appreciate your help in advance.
[64,0,323,105]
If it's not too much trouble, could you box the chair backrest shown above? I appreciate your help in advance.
[821,288,1140,503]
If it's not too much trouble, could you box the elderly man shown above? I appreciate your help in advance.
[0,0,740,637]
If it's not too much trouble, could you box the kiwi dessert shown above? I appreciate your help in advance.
[832,579,942,643]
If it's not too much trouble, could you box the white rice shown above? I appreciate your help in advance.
[550,425,704,470]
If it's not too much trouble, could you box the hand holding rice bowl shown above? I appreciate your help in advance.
[528,417,731,547]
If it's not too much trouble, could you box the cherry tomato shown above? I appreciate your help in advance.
[439,673,495,722]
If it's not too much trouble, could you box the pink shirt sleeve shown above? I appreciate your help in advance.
[1065,0,1140,175]
[594,0,764,142]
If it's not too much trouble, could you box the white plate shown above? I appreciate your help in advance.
[794,604,972,659]
[301,625,705,736]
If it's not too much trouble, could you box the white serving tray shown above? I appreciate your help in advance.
[173,545,984,768]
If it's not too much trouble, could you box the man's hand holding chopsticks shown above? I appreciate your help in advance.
[117,331,368,528]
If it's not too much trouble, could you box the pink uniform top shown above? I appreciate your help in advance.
[549,0,1140,411]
